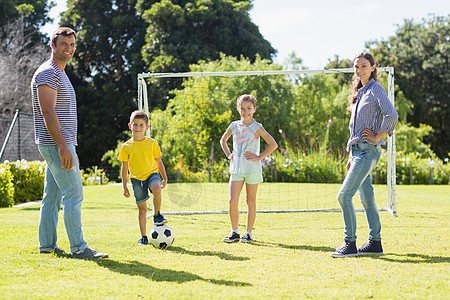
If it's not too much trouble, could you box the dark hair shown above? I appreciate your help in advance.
[51,27,77,46]
[130,110,149,125]
[348,51,378,109]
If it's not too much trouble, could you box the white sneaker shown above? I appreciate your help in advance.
[239,233,253,243]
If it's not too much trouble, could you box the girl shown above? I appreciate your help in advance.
[331,52,398,257]
[220,95,278,243]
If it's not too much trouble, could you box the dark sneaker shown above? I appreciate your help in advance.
[223,232,240,243]
[330,240,358,258]
[358,240,383,256]
[240,233,253,243]
[154,213,168,226]
[138,236,148,245]
[72,248,108,259]
[40,247,67,254]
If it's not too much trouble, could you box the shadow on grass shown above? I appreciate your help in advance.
[251,240,335,252]
[167,246,249,261]
[94,259,251,286]
[369,253,450,264]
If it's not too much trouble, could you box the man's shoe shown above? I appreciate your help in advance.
[239,233,253,243]
[223,232,240,243]
[154,213,168,226]
[138,236,148,245]
[330,240,358,258]
[358,240,383,256]
[40,247,67,254]
[72,248,108,259]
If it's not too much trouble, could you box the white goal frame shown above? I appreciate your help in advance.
[137,68,397,216]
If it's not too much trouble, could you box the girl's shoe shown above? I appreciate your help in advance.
[223,232,240,243]
[239,233,253,243]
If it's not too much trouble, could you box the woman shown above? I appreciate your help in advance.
[331,52,398,258]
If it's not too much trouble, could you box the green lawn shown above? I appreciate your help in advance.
[0,184,448,299]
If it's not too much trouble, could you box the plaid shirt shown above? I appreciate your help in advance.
[347,78,398,151]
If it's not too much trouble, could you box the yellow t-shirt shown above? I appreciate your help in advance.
[118,137,162,181]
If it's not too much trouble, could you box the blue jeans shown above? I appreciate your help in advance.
[337,143,382,242]
[38,144,88,253]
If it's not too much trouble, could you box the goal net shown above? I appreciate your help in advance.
[137,68,397,217]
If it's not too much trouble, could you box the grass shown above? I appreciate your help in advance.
[0,184,449,299]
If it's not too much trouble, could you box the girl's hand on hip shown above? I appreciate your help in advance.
[244,151,260,161]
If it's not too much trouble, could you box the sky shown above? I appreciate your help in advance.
[42,0,450,69]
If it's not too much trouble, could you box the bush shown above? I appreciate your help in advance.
[262,150,345,183]
[0,164,15,208]
[81,167,109,186]
[8,160,45,204]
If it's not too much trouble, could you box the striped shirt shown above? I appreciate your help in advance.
[347,78,398,151]
[31,60,78,146]
[229,120,262,174]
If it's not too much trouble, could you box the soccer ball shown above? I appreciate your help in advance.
[149,224,175,249]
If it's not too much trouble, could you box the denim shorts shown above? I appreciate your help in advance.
[230,172,263,184]
[130,173,161,204]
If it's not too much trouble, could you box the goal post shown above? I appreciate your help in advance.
[137,68,397,216]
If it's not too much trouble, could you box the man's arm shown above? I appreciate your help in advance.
[37,85,73,170]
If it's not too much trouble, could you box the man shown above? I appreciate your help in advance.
[31,27,108,259]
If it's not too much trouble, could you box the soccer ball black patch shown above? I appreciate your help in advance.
[149,224,175,249]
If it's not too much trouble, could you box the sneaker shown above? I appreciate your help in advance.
[40,247,67,254]
[223,232,240,243]
[239,233,253,243]
[330,240,358,258]
[154,213,168,226]
[72,248,108,259]
[138,236,148,245]
[358,240,383,256]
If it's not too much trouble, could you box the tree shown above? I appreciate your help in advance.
[59,0,277,168]
[0,17,49,118]
[60,0,148,168]
[368,14,449,159]
[0,1,53,44]
[139,0,276,109]
[148,55,349,175]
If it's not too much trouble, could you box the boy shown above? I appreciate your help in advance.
[119,110,168,245]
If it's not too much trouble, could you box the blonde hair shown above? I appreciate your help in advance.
[236,94,257,109]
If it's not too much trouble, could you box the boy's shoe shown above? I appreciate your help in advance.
[40,247,67,254]
[330,240,358,258]
[138,236,148,245]
[239,233,253,243]
[223,232,240,243]
[72,248,108,259]
[154,213,168,226]
[358,240,383,256]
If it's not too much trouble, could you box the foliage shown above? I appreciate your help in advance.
[0,17,49,118]
[147,55,352,176]
[139,0,276,109]
[0,0,53,44]
[261,150,344,184]
[80,167,109,186]
[7,160,45,204]
[59,0,276,169]
[101,137,129,182]
[368,14,450,159]
[0,164,14,208]
[375,151,450,185]
[60,0,148,169]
